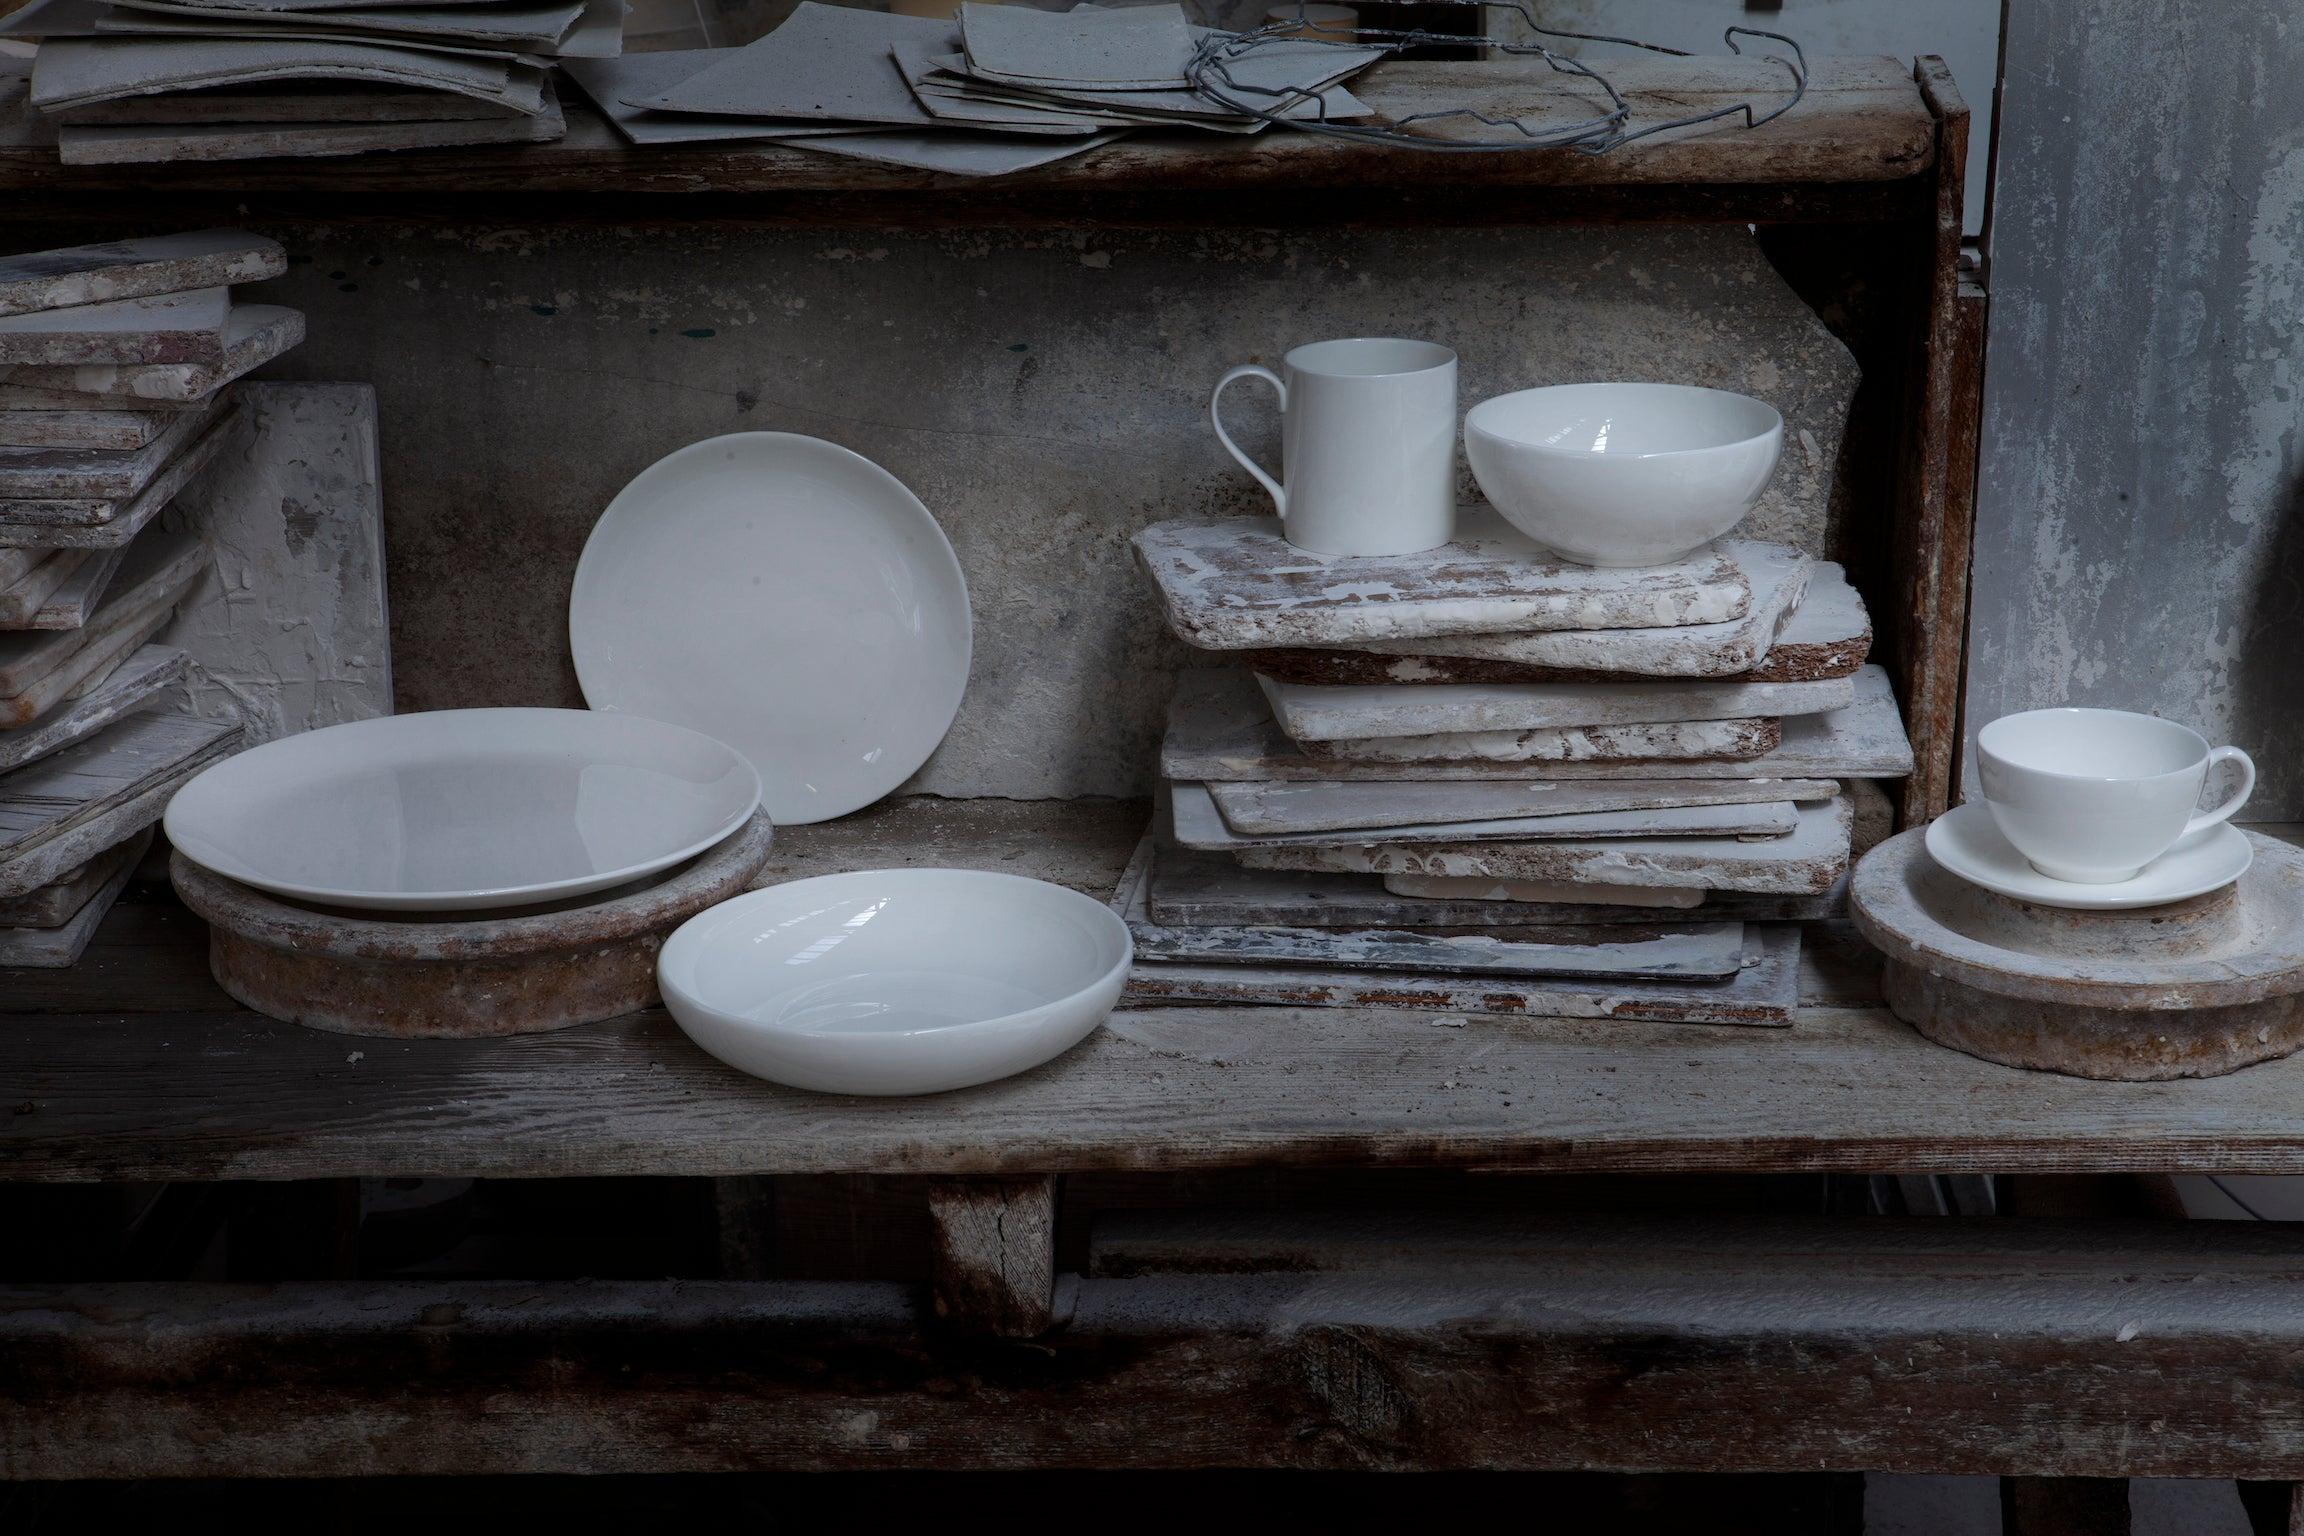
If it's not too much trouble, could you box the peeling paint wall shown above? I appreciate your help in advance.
[19,220,1856,801]
[1965,0,2304,813]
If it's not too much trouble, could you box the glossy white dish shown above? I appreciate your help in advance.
[569,433,972,826]
[1923,803,2253,912]
[1463,382,1782,567]
[659,868,1133,1096]
[164,707,761,912]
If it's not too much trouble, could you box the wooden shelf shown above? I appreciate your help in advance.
[0,54,1936,221]
[7,795,2301,1185]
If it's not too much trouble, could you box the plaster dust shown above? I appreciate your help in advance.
[47,220,1858,799]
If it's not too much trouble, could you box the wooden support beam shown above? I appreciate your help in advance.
[11,1217,2304,1481]
[927,1176,1057,1336]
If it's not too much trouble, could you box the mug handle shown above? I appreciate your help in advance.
[1210,363,1287,519]
[2185,745,2257,836]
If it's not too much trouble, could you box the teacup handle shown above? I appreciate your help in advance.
[1211,363,1287,519]
[2186,745,2257,836]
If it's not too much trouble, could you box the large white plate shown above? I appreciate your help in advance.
[568,433,972,825]
[164,707,761,912]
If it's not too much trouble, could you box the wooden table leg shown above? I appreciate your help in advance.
[2001,1476,2130,1535]
[2238,1481,2304,1536]
[926,1175,1057,1336]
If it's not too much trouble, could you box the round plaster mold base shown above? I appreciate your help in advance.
[1852,828,2304,1081]
[171,811,774,1039]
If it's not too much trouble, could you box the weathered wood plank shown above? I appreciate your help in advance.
[0,305,299,405]
[925,1175,1057,1336]
[1205,774,1839,836]
[20,1216,2304,1480]
[0,54,1935,200]
[0,826,141,966]
[0,387,226,500]
[0,822,146,927]
[0,286,230,367]
[0,396,242,547]
[0,704,240,895]
[0,523,204,719]
[1257,669,1854,739]
[1172,779,1799,850]
[0,227,282,318]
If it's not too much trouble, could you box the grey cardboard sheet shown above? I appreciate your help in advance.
[160,383,392,743]
[564,49,866,143]
[635,4,957,125]
[930,27,1379,117]
[1255,670,1857,740]
[0,826,145,966]
[0,399,246,549]
[1205,775,1841,836]
[28,34,542,110]
[52,81,526,124]
[1170,778,1799,851]
[1235,795,1854,896]
[959,2,1193,91]
[1163,666,1915,782]
[0,643,186,771]
[0,389,229,500]
[1145,835,1846,928]
[62,81,566,160]
[1134,510,1754,649]
[789,126,1123,177]
[0,305,302,404]
[0,228,283,321]
[0,288,231,368]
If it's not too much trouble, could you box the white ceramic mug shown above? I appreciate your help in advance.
[1977,708,2256,884]
[1210,337,1457,557]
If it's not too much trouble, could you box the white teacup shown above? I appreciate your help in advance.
[1977,709,2255,884]
[1210,337,1457,557]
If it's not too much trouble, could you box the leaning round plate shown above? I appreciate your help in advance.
[569,433,972,826]
[164,708,761,913]
[658,868,1133,1096]
[1923,803,2253,911]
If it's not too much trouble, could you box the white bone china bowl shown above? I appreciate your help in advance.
[658,868,1133,1096]
[1463,382,1783,567]
[164,707,761,912]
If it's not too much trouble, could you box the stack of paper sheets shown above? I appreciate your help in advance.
[563,0,1385,178]
[2,0,625,162]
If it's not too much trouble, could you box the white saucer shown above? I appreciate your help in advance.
[1923,803,2253,911]
[569,433,971,826]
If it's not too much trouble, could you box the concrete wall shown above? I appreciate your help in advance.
[159,221,1859,801]
[1964,0,2304,812]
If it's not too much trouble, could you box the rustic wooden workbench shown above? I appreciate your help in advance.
[0,49,2146,1521]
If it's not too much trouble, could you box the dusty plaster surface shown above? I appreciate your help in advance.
[1967,0,2304,813]
[119,220,1854,799]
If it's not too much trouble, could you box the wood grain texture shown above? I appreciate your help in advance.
[28,1215,2304,1480]
[0,387,226,500]
[0,54,1935,199]
[21,540,117,628]
[0,821,146,926]
[1240,567,1873,687]
[1236,796,1853,895]
[1147,834,1845,927]
[1134,511,1752,649]
[0,546,80,625]
[0,522,204,713]
[1205,775,1839,836]
[0,227,282,317]
[0,396,243,547]
[0,304,300,404]
[0,403,173,449]
[926,1175,1056,1336]
[1165,666,1911,782]
[0,703,238,895]
[0,824,140,965]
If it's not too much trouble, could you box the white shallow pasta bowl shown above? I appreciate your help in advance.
[1464,382,1783,567]
[658,868,1133,1096]
[164,708,761,912]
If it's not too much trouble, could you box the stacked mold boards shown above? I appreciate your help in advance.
[1,0,612,163]
[1124,512,1916,1025]
[0,232,289,965]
